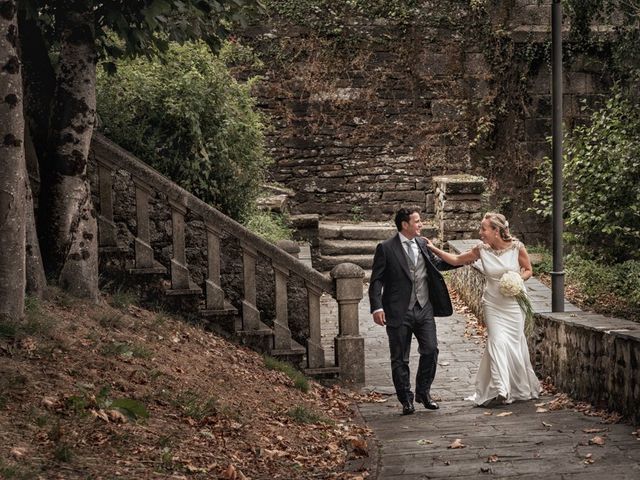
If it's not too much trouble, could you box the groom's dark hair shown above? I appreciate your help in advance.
[394,206,421,231]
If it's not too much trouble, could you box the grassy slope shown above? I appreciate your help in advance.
[0,289,371,479]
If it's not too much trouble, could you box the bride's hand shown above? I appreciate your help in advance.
[421,236,434,249]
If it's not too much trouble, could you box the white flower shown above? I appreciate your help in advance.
[499,271,524,297]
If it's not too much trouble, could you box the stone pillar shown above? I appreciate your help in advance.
[433,174,486,245]
[331,263,365,385]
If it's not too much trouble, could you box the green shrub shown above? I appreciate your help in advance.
[287,405,331,424]
[244,210,293,243]
[565,254,640,317]
[264,355,310,392]
[532,90,640,261]
[532,246,640,320]
[97,40,270,220]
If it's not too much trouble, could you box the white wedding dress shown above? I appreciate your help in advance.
[468,241,540,406]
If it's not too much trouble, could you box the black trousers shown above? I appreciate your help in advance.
[386,302,438,403]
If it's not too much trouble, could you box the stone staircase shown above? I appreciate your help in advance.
[315,221,438,281]
[89,134,366,383]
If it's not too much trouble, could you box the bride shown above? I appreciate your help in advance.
[424,212,540,406]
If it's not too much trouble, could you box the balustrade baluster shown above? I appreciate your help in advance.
[305,283,325,369]
[204,224,224,310]
[131,178,163,272]
[96,160,118,248]
[241,243,260,330]
[272,264,292,351]
[168,199,196,291]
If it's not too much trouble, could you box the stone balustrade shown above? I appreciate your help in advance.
[447,239,640,423]
[89,133,365,382]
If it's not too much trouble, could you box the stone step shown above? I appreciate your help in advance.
[319,221,437,241]
[319,239,381,256]
[319,222,397,241]
[317,254,374,271]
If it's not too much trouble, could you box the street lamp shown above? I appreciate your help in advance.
[551,0,565,312]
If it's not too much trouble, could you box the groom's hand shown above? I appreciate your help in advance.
[373,311,386,326]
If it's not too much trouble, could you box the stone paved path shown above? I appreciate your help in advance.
[357,288,640,479]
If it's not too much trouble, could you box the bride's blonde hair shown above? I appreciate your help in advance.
[484,212,513,241]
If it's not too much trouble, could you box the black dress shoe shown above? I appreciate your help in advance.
[401,399,415,415]
[415,393,439,410]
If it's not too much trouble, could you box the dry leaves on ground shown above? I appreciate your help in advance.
[448,438,466,449]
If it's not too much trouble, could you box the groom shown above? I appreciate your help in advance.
[369,207,458,415]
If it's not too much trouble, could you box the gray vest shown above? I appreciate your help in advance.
[403,242,430,310]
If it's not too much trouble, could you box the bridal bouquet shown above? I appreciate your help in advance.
[499,271,534,335]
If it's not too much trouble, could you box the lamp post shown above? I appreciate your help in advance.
[551,0,565,312]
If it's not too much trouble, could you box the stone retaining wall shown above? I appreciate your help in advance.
[448,240,640,423]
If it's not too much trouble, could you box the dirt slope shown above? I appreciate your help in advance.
[0,289,372,479]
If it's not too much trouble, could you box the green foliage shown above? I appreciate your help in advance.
[0,460,35,480]
[109,289,137,310]
[101,341,151,359]
[22,0,264,65]
[53,443,73,463]
[0,296,53,343]
[108,398,150,420]
[565,0,640,84]
[287,405,331,424]
[265,0,422,26]
[97,312,125,329]
[243,210,293,243]
[264,355,309,392]
[532,90,640,261]
[97,41,270,219]
[173,390,219,421]
[528,246,640,320]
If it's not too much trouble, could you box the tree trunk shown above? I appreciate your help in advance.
[38,0,98,300]
[17,3,55,170]
[0,0,26,320]
[24,127,46,297]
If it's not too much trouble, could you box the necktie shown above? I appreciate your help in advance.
[405,240,415,265]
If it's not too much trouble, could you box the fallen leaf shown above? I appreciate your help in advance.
[350,438,368,456]
[106,409,127,423]
[41,396,57,409]
[589,436,605,446]
[10,447,26,459]
[483,411,492,416]
[535,402,547,407]
[542,421,553,428]
[487,454,499,463]
[448,438,465,449]
[496,411,513,417]
[536,407,548,413]
[417,439,433,445]
[91,409,110,422]
[222,464,237,479]
[583,428,607,434]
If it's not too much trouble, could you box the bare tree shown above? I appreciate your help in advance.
[0,0,26,319]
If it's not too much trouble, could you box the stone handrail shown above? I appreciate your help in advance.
[447,239,640,423]
[92,134,334,294]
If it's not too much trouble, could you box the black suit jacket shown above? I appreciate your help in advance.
[368,234,458,327]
